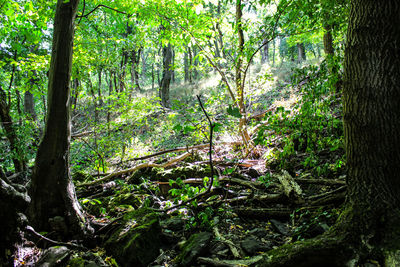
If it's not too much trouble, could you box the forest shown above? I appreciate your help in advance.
[1,0,400,266]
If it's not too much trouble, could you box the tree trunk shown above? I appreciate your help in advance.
[258,1,400,264]
[160,43,172,108]
[235,0,251,147]
[188,47,193,83]
[323,25,334,57]
[0,86,25,172]
[184,51,189,82]
[261,40,269,63]
[24,91,36,120]
[28,0,92,238]
[119,49,128,92]
[341,0,400,250]
[297,43,306,62]
[272,38,276,66]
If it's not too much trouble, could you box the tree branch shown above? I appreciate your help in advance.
[77,4,129,19]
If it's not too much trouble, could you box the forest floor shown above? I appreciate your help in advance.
[13,61,346,266]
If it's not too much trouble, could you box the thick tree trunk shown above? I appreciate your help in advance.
[24,91,36,120]
[28,0,92,238]
[342,0,400,249]
[160,43,172,108]
[258,1,400,265]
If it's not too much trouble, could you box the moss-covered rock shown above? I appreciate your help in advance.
[108,193,141,209]
[104,208,161,267]
[176,232,213,266]
[129,164,211,183]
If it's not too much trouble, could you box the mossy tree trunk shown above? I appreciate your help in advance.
[28,0,92,238]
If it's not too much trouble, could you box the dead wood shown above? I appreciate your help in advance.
[219,177,260,190]
[276,170,303,198]
[77,152,192,187]
[198,256,263,267]
[295,178,346,186]
[213,226,242,258]
[71,131,94,139]
[235,207,292,219]
[119,141,242,164]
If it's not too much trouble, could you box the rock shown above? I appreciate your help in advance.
[36,246,71,267]
[270,219,290,236]
[104,208,162,267]
[68,251,108,267]
[108,193,141,209]
[248,227,269,239]
[160,217,185,231]
[176,232,213,266]
[241,236,272,256]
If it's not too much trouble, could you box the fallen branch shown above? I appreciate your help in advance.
[77,152,192,187]
[26,225,87,250]
[119,141,242,164]
[213,226,242,258]
[198,256,263,266]
[295,178,346,186]
[235,207,292,219]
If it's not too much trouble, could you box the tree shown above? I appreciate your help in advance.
[28,0,92,238]
[260,0,400,265]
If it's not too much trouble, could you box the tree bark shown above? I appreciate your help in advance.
[0,86,25,172]
[261,40,269,63]
[323,25,334,57]
[341,0,400,250]
[235,0,251,147]
[160,43,172,108]
[28,0,92,238]
[297,43,306,62]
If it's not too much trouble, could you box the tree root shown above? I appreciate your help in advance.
[258,232,354,267]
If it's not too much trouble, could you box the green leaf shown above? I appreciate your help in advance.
[183,125,196,134]
[213,122,223,132]
[227,105,242,118]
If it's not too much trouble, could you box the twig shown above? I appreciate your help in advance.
[152,95,216,212]
[77,4,130,19]
[26,225,87,250]
[119,141,241,164]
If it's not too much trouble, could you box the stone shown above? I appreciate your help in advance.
[270,219,290,236]
[160,217,185,231]
[241,236,272,256]
[104,208,162,267]
[36,246,70,267]
[176,232,213,266]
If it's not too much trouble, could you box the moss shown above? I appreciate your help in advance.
[259,234,352,267]
[68,257,85,267]
[176,232,212,266]
[104,208,161,267]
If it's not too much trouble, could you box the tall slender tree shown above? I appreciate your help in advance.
[28,0,92,237]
